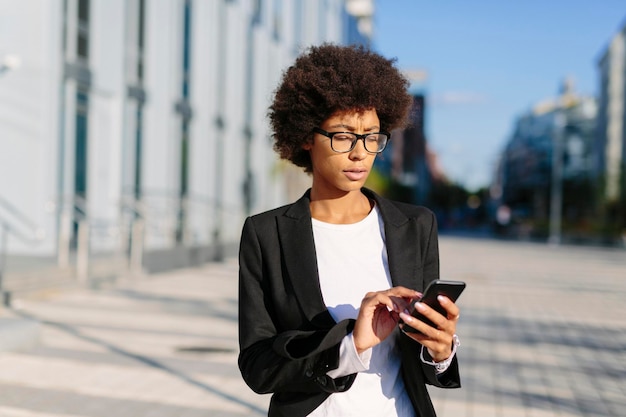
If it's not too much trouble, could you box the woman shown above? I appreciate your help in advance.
[238,44,461,417]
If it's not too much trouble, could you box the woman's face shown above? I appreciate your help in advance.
[304,108,380,196]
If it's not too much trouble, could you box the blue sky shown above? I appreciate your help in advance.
[373,0,625,191]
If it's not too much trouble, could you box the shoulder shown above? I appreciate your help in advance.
[364,188,436,225]
[247,202,295,224]
[244,190,311,227]
[387,198,435,218]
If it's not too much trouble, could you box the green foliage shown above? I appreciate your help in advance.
[364,167,390,195]
[365,168,415,203]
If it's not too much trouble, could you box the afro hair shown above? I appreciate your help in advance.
[269,43,413,172]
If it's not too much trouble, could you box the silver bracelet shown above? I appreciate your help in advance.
[420,334,460,373]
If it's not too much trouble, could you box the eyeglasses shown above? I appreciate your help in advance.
[312,127,390,153]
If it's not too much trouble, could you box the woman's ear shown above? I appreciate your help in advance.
[302,141,312,151]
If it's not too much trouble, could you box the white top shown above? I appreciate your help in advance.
[308,205,416,417]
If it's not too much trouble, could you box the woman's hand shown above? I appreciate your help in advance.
[352,286,419,354]
[399,296,460,362]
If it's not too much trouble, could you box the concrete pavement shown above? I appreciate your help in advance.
[433,237,626,417]
[0,236,624,416]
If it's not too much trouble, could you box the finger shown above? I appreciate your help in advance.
[363,288,419,313]
[398,311,432,335]
[385,286,421,300]
[389,295,412,313]
[361,292,398,313]
[402,321,452,353]
[399,319,448,351]
[402,303,457,343]
[412,301,449,330]
[388,310,400,322]
[437,295,461,321]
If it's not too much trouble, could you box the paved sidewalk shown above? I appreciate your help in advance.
[432,237,626,417]
[0,236,624,416]
[0,260,265,417]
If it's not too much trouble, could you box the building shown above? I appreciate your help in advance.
[496,80,597,238]
[595,19,626,228]
[372,68,441,206]
[0,0,373,275]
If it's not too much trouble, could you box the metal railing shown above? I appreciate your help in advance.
[121,188,241,262]
[56,195,90,281]
[119,195,148,275]
[57,195,142,281]
[1,190,242,301]
[0,196,46,305]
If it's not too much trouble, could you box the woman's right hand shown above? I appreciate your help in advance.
[352,286,420,354]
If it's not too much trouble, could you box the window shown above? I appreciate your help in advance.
[77,0,90,59]
[137,0,145,80]
[74,89,89,198]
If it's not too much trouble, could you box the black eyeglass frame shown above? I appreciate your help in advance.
[312,127,391,154]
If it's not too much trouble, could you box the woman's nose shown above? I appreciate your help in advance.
[348,138,368,159]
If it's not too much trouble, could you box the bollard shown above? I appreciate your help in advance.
[57,211,72,268]
[76,220,90,282]
[129,219,145,276]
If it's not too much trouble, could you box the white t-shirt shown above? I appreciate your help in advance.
[309,205,416,417]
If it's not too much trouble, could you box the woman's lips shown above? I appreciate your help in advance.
[343,168,368,181]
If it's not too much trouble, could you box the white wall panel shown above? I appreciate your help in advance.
[0,0,366,257]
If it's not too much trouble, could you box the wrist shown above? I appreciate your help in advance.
[428,345,452,363]
[421,334,460,373]
[354,341,369,355]
[352,331,368,354]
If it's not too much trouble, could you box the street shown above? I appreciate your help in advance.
[0,236,624,417]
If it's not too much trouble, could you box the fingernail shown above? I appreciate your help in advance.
[399,312,413,322]
[437,295,445,303]
[415,302,425,311]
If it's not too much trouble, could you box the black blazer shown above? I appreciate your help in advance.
[238,188,460,417]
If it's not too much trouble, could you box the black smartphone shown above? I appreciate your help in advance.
[401,280,466,334]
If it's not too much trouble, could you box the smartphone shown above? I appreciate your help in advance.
[401,280,466,334]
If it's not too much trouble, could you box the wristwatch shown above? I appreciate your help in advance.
[420,334,460,373]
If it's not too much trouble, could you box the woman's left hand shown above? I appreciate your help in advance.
[398,296,460,362]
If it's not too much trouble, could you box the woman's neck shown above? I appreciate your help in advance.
[309,189,373,224]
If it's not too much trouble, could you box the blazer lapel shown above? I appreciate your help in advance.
[277,191,334,326]
[276,189,421,325]
[366,189,419,290]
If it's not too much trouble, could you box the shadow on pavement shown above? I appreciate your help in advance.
[11,309,266,416]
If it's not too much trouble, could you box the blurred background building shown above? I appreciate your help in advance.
[493,80,598,241]
[0,1,624,295]
[488,18,626,244]
[369,70,445,208]
[376,17,626,244]
[0,0,373,284]
[594,22,626,240]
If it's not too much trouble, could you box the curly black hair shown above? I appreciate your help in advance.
[269,43,413,172]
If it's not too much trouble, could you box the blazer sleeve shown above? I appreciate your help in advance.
[401,210,461,389]
[238,216,357,395]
